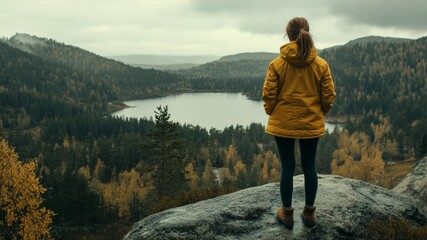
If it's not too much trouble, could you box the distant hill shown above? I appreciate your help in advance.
[110,52,276,70]
[208,37,410,60]
[175,55,273,99]
[176,58,270,79]
[107,54,219,66]
[176,52,278,79]
[0,40,110,121]
[345,35,411,46]
[321,36,412,52]
[6,33,184,101]
[217,52,277,62]
[131,63,199,71]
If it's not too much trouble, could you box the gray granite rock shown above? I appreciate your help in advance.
[124,174,426,240]
[393,156,427,214]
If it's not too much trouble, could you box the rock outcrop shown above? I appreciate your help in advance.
[393,156,427,214]
[124,174,426,240]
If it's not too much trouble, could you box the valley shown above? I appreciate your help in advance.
[0,33,426,239]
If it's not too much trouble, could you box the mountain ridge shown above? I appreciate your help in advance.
[6,33,416,72]
[217,52,278,62]
[6,33,184,101]
[5,33,416,65]
[345,35,411,46]
[107,54,220,65]
[321,35,412,51]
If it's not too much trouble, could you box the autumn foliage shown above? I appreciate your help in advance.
[0,139,54,239]
[367,216,427,240]
[331,117,396,184]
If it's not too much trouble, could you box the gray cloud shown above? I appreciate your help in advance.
[1,0,426,56]
[191,0,427,34]
[328,0,427,31]
[191,0,322,34]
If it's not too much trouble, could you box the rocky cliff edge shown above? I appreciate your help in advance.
[124,171,426,240]
[393,156,427,214]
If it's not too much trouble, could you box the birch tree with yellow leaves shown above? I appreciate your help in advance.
[331,130,385,184]
[0,139,54,240]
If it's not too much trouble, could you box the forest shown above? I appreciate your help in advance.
[0,34,426,239]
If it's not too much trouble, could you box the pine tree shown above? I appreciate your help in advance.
[55,169,103,226]
[149,106,187,200]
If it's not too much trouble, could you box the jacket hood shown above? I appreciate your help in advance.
[280,41,317,67]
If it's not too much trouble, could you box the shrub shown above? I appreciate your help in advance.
[366,216,427,240]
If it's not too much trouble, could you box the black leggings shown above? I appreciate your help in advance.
[275,136,319,207]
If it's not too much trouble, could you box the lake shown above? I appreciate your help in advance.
[112,92,340,131]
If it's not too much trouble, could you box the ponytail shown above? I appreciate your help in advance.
[286,17,314,60]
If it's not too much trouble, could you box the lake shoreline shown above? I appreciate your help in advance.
[110,92,348,125]
[108,90,245,114]
[107,101,133,114]
[325,116,348,124]
[111,92,344,132]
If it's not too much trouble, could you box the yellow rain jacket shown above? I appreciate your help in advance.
[262,41,336,139]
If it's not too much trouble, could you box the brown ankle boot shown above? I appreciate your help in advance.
[276,207,294,229]
[301,205,316,227]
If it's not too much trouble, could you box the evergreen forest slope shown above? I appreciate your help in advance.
[175,55,273,98]
[6,33,184,101]
[0,40,110,125]
[344,35,411,46]
[176,37,427,157]
[322,37,427,157]
[108,54,219,65]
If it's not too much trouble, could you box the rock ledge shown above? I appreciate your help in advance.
[124,174,426,240]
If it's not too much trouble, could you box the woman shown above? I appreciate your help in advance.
[262,17,336,229]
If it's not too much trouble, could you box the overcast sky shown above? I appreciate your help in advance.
[1,0,426,57]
